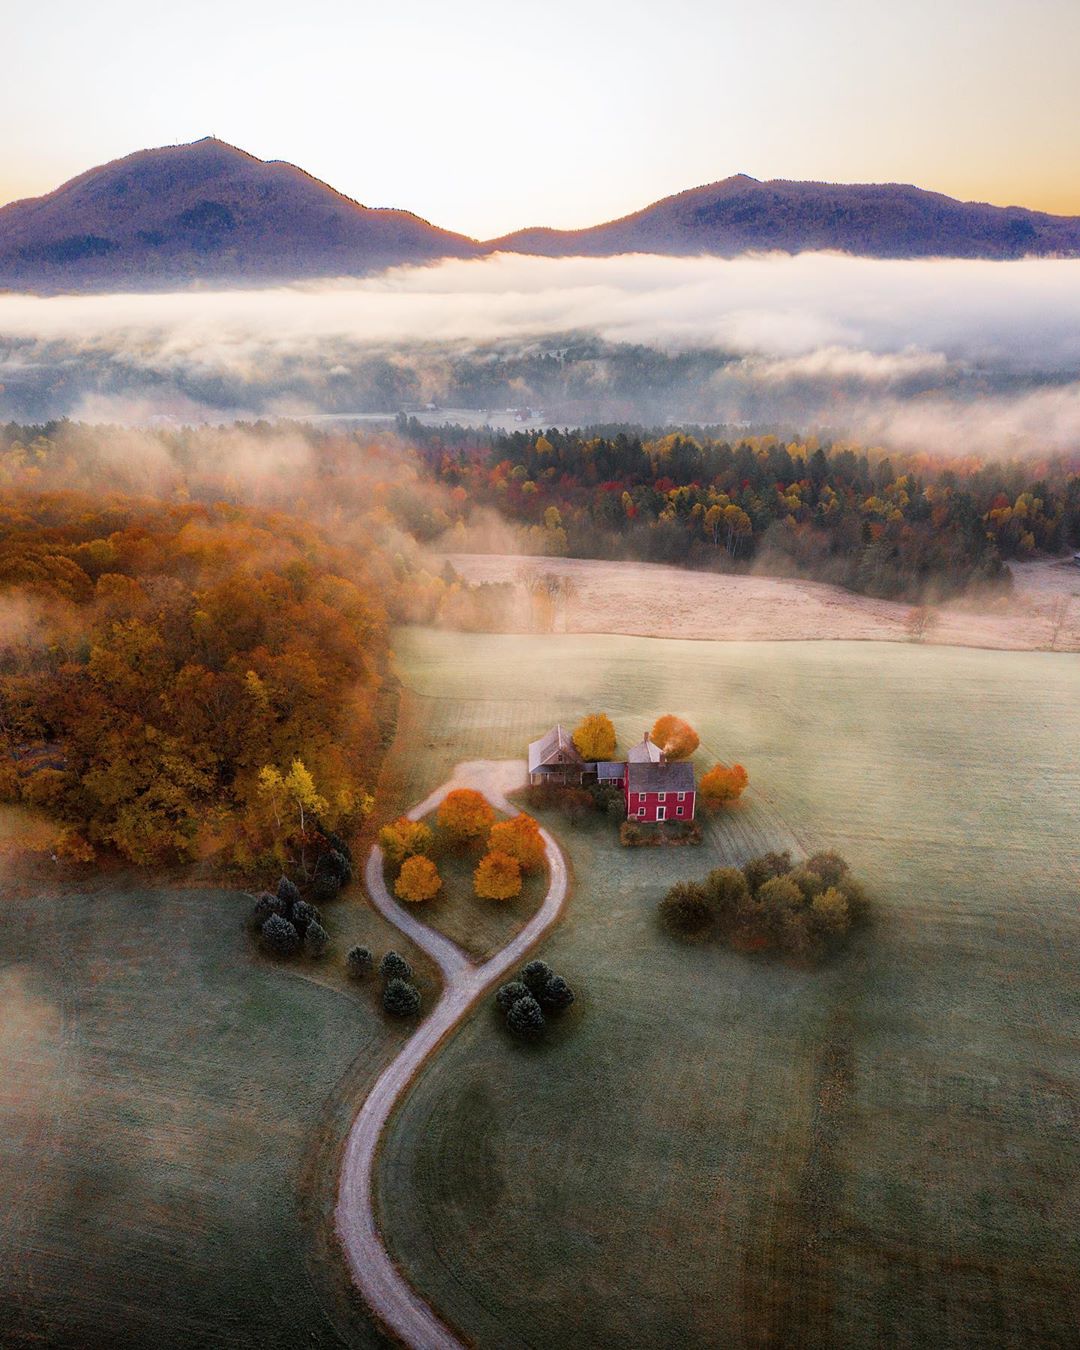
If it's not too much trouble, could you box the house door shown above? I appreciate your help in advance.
[656,806,666,821]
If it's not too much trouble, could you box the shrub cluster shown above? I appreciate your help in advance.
[494,959,576,1038]
[659,850,868,961]
[379,949,422,1016]
[311,833,355,903]
[343,943,423,1017]
[620,819,702,848]
[519,781,615,828]
[252,874,330,960]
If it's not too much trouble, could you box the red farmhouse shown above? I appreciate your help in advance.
[624,760,696,823]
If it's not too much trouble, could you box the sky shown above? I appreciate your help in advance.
[3,0,1080,238]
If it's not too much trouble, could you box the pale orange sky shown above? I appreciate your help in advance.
[3,0,1080,236]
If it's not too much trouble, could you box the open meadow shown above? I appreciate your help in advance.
[376,628,1080,1349]
[447,553,1080,651]
[0,852,442,1350]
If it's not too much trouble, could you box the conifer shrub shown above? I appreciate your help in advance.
[507,994,545,1036]
[304,921,330,958]
[277,876,302,910]
[496,980,531,1013]
[521,959,553,995]
[346,945,373,978]
[380,950,413,981]
[261,913,300,957]
[540,975,575,1011]
[383,978,422,1017]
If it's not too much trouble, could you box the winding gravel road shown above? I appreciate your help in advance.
[335,760,569,1349]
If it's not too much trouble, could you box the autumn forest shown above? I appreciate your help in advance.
[2,416,1079,874]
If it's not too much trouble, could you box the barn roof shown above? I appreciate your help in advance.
[627,761,695,793]
[528,724,584,774]
[627,735,663,763]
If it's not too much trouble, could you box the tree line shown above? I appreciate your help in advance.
[408,421,1080,600]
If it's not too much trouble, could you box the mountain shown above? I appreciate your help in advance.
[5,144,1080,293]
[0,138,481,291]
[489,174,1080,261]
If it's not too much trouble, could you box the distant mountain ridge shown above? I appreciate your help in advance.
[3,139,1080,291]
[488,174,1080,260]
[0,138,481,290]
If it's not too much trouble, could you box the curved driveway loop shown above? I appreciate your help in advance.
[335,760,568,1349]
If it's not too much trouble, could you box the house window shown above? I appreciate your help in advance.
[637,807,646,817]
[677,791,685,801]
[658,791,666,801]
[638,792,646,802]
[676,806,684,816]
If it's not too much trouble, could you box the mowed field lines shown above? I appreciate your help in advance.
[377,629,1080,1349]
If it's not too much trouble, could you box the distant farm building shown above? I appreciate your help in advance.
[528,725,586,785]
[627,732,663,763]
[528,724,696,820]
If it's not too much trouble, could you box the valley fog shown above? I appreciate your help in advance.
[3,251,1080,454]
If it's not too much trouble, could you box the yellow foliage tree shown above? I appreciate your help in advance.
[474,850,522,901]
[812,886,850,935]
[700,763,749,806]
[651,715,700,760]
[572,712,617,761]
[436,788,495,843]
[379,816,434,866]
[257,758,329,835]
[488,813,545,871]
[395,854,442,903]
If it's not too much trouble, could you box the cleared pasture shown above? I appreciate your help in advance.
[377,628,1080,1349]
[0,870,421,1350]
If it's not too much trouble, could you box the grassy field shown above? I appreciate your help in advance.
[377,629,1080,1349]
[0,855,438,1350]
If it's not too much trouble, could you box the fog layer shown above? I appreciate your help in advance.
[3,252,1080,452]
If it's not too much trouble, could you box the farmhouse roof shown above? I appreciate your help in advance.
[627,733,663,763]
[595,761,625,781]
[626,761,695,793]
[528,724,584,774]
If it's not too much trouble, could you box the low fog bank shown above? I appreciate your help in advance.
[4,252,1080,454]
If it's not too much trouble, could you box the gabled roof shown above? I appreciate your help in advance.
[528,724,585,774]
[627,735,663,763]
[627,761,695,793]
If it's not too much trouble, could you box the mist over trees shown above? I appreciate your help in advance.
[416,424,1080,600]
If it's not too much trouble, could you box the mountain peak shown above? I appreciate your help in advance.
[0,138,481,291]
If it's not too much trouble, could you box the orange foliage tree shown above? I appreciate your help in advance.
[651,715,700,760]
[436,788,495,844]
[0,492,391,871]
[700,763,749,807]
[572,712,617,761]
[474,850,522,900]
[395,854,442,902]
[379,816,433,866]
[488,812,545,871]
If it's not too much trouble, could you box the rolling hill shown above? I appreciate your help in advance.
[4,140,1080,292]
[490,173,1080,260]
[0,138,481,290]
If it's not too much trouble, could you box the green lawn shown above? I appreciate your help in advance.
[377,629,1080,1349]
[0,868,430,1350]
